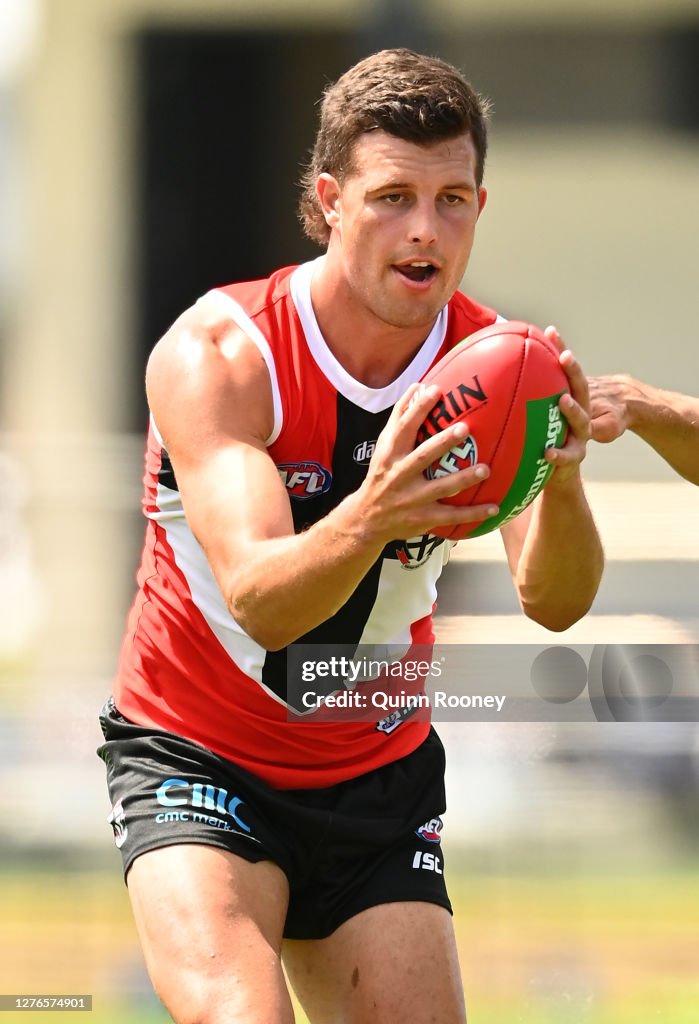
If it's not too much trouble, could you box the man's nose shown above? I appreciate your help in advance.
[407,200,438,246]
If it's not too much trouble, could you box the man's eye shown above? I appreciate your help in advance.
[442,194,464,205]
[383,194,405,204]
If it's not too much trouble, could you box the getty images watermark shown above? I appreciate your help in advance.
[298,654,506,714]
[285,644,699,723]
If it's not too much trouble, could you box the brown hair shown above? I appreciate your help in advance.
[298,48,491,246]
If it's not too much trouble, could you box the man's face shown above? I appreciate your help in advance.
[319,130,487,330]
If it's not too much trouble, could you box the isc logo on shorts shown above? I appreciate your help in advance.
[412,850,443,874]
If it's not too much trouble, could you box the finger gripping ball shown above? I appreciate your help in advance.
[418,321,569,540]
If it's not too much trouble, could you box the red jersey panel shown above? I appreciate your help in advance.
[114,259,498,788]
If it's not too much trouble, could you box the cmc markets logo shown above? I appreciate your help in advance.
[155,778,254,834]
[277,462,332,499]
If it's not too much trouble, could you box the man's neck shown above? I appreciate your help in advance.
[309,256,439,389]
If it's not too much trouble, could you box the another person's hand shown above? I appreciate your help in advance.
[587,374,699,484]
[588,374,633,442]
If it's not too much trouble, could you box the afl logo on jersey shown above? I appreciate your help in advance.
[278,462,332,499]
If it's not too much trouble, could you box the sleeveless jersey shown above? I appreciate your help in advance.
[114,258,498,788]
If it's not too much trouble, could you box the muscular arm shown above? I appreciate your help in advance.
[589,375,699,485]
[147,299,498,651]
[500,337,604,632]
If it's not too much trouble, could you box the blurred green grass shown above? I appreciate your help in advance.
[1,861,697,1023]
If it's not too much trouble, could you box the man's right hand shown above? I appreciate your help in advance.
[352,381,498,543]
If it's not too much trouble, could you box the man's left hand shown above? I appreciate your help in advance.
[542,326,591,486]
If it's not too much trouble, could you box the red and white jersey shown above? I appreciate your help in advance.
[114,258,498,788]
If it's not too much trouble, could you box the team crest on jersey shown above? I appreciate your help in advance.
[396,533,445,570]
[416,817,444,843]
[426,435,478,479]
[277,462,332,499]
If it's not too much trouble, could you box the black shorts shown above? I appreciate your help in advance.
[97,698,451,940]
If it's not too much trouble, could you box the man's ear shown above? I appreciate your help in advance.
[316,173,342,231]
[477,186,488,217]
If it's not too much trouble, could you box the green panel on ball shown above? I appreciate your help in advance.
[469,392,567,538]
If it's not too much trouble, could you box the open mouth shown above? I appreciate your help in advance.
[394,261,438,284]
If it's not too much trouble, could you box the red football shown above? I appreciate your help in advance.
[418,321,569,540]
